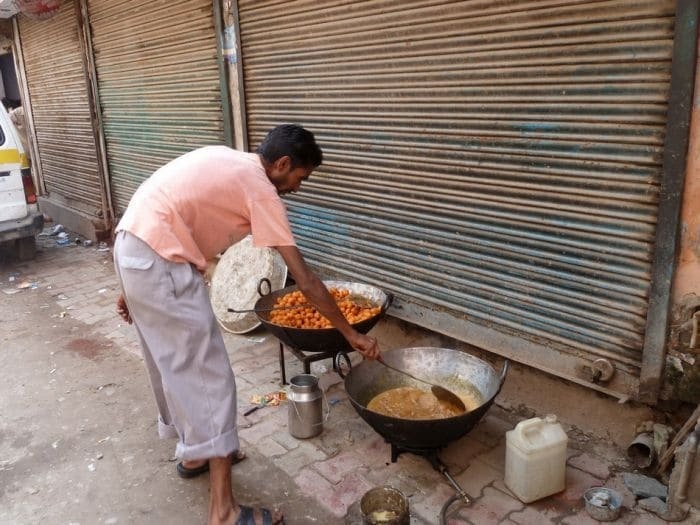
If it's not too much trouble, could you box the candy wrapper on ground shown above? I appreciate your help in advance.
[244,390,287,415]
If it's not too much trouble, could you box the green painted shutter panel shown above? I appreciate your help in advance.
[88,0,225,213]
[18,3,103,216]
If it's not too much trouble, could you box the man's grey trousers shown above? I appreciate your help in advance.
[114,230,239,460]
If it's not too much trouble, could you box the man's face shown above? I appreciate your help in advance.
[269,156,312,195]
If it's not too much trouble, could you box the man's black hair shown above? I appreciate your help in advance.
[256,124,323,169]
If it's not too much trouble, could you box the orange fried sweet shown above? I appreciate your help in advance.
[268,287,381,329]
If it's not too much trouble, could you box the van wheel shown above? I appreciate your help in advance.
[16,236,36,261]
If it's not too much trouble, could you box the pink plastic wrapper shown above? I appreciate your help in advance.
[16,0,60,19]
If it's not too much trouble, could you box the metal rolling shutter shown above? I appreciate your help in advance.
[87,0,226,214]
[18,3,103,216]
[237,0,677,398]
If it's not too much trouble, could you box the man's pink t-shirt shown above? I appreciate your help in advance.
[116,146,295,270]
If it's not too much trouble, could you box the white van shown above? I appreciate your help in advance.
[0,106,42,260]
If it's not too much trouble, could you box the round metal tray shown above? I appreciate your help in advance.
[209,236,287,334]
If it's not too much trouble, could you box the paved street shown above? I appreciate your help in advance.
[1,229,698,524]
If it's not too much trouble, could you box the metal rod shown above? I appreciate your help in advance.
[440,467,473,506]
[243,405,261,416]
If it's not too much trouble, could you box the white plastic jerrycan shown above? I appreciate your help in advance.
[505,414,568,503]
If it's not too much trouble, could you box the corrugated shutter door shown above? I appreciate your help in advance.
[87,0,225,213]
[237,0,676,398]
[18,4,103,216]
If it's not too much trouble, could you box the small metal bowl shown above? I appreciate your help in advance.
[583,487,622,522]
[360,486,409,525]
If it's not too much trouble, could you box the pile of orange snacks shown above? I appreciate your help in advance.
[268,287,382,329]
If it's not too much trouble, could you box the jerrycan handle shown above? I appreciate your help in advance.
[516,418,543,444]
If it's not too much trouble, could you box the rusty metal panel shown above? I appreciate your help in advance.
[17,2,103,216]
[87,0,225,214]
[237,0,677,399]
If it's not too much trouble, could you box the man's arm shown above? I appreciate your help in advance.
[274,245,380,359]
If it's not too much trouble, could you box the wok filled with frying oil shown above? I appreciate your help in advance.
[342,347,508,450]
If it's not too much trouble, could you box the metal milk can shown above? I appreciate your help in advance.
[288,374,325,439]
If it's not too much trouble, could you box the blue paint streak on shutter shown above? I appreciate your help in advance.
[237,0,676,398]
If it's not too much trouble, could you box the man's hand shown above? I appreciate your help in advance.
[273,245,382,359]
[116,294,132,324]
[348,332,380,360]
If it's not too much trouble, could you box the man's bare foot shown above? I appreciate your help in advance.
[179,450,247,479]
[229,504,283,525]
[182,450,246,470]
[208,456,279,525]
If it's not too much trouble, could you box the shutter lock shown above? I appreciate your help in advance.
[580,358,615,384]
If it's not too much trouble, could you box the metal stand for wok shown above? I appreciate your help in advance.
[390,443,473,510]
[277,342,352,385]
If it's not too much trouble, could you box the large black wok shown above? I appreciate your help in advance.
[341,347,508,450]
[255,280,391,353]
